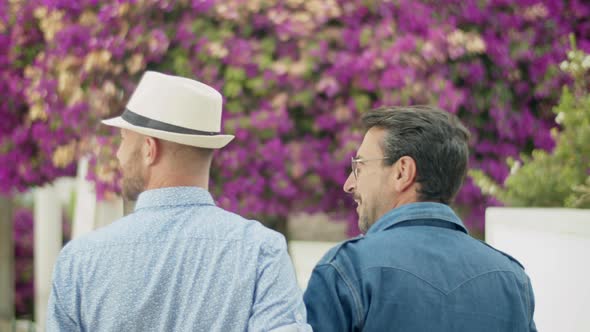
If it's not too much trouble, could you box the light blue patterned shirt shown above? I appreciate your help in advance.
[47,187,310,331]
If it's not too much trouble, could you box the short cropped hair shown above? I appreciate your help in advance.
[361,105,470,204]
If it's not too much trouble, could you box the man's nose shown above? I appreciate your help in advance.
[343,172,356,194]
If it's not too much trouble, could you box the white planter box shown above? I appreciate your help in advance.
[486,207,590,332]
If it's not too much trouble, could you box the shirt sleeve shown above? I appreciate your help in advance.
[303,263,361,332]
[248,236,312,332]
[526,275,537,332]
[46,250,79,332]
[46,282,78,332]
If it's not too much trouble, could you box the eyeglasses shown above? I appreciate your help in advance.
[351,156,388,180]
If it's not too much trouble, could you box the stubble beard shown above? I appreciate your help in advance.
[122,175,145,201]
[358,200,380,234]
[121,149,145,201]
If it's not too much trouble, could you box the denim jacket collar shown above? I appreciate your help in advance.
[367,202,468,235]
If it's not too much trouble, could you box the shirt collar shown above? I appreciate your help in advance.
[367,202,468,234]
[134,186,215,211]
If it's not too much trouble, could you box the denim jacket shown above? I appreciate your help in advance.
[303,202,536,331]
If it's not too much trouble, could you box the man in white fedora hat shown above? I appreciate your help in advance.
[46,71,311,331]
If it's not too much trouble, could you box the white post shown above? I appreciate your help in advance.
[34,184,62,331]
[72,157,97,239]
[73,156,123,239]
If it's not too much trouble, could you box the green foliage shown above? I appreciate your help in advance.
[472,37,590,208]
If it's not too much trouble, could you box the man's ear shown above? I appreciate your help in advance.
[143,137,160,166]
[393,156,417,192]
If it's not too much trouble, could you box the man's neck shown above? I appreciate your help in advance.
[145,173,209,191]
[391,191,420,210]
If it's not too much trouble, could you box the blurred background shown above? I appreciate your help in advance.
[0,0,589,330]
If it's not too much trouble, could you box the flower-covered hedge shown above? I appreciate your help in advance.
[2,0,590,235]
[472,38,590,208]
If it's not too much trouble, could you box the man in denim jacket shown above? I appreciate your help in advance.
[304,106,536,331]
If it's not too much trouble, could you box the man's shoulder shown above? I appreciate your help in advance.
[318,227,422,264]
[243,218,287,253]
[316,235,366,265]
[206,206,287,251]
[476,239,526,270]
[60,214,137,256]
[52,218,126,276]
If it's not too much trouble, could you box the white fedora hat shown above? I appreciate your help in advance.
[102,71,234,149]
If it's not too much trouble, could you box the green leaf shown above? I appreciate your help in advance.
[353,93,371,112]
[226,99,245,113]
[360,27,372,47]
[225,66,247,82]
[292,91,313,107]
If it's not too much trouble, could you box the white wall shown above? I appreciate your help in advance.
[486,208,590,332]
[289,241,337,289]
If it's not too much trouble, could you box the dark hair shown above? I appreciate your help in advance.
[361,105,470,204]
